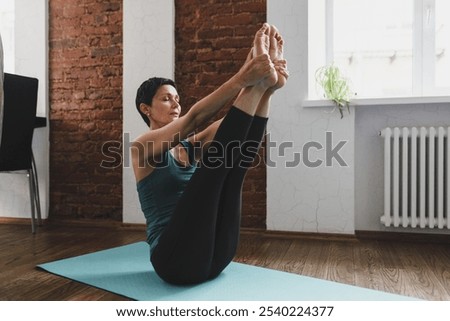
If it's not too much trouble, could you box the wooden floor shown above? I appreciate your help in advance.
[1,223,449,300]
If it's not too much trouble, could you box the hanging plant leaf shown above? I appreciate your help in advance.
[315,65,354,119]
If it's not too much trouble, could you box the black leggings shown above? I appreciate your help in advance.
[151,106,267,285]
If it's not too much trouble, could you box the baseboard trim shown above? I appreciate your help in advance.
[46,218,147,231]
[240,228,358,241]
[0,217,47,226]
[355,230,450,244]
[241,228,450,244]
[0,217,146,232]
[1,218,448,243]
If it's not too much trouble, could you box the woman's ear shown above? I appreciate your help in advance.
[139,103,150,116]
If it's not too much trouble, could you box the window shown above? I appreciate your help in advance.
[308,0,450,100]
[0,0,14,73]
[435,0,450,92]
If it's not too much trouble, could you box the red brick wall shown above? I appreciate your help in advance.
[48,0,267,228]
[175,0,267,228]
[49,0,123,221]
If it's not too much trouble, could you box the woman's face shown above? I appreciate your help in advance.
[148,85,181,128]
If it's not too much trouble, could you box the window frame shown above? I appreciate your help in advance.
[308,0,450,104]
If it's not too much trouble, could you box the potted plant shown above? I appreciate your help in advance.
[315,65,354,118]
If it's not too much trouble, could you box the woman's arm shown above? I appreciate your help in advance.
[132,54,273,171]
[187,118,223,162]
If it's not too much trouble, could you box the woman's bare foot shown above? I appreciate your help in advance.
[253,23,270,56]
[253,23,278,88]
[269,26,283,61]
[268,25,288,91]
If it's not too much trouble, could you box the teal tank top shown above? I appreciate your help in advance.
[137,140,197,253]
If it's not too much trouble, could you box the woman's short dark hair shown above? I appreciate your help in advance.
[135,77,177,126]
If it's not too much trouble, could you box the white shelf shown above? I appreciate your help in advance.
[302,96,450,108]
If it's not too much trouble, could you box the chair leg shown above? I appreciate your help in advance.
[31,152,42,225]
[27,169,36,234]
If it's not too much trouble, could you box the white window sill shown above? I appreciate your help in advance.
[302,96,450,108]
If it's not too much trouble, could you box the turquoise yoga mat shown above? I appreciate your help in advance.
[37,242,416,301]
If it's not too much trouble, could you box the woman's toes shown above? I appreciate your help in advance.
[253,23,270,56]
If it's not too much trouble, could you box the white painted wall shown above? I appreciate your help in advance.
[0,32,3,146]
[123,0,175,224]
[267,0,355,234]
[0,0,49,221]
[267,0,449,235]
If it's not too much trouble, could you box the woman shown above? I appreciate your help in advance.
[132,23,288,285]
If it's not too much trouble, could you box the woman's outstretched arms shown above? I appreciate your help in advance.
[132,55,274,179]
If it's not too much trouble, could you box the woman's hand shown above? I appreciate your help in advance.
[270,59,289,91]
[235,53,276,88]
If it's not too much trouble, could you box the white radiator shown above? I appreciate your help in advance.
[380,127,449,229]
